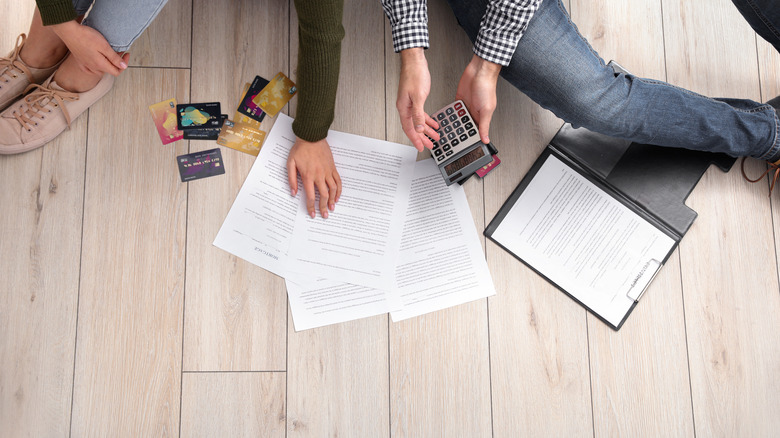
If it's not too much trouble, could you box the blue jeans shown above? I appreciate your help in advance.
[72,0,169,51]
[446,0,780,160]
[731,0,780,53]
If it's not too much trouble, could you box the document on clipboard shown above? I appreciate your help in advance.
[486,152,673,328]
[485,121,735,329]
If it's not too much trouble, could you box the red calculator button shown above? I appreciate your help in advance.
[454,102,463,110]
[457,109,466,117]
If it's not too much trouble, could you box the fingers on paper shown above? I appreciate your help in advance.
[286,158,299,196]
[304,178,317,219]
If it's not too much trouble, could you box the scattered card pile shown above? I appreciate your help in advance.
[147,72,297,181]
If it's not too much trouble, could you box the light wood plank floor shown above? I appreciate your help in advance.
[1,0,779,436]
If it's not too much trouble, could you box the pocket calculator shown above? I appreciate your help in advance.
[429,100,494,185]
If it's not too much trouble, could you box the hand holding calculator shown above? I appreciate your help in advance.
[428,100,498,185]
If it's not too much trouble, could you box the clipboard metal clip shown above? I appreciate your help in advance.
[626,259,662,302]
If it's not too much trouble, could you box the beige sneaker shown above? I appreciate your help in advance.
[0,72,115,155]
[0,34,63,111]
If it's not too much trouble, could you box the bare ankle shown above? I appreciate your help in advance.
[53,69,101,93]
[19,45,68,69]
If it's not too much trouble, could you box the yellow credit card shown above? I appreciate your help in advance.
[217,119,267,156]
[251,72,297,117]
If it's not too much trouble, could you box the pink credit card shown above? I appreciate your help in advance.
[476,154,501,177]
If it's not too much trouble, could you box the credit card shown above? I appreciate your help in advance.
[237,75,269,123]
[177,102,222,130]
[234,83,263,130]
[182,114,227,140]
[176,148,225,182]
[148,98,183,145]
[252,72,297,117]
[216,119,266,156]
[476,154,501,178]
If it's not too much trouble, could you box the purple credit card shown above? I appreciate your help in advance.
[237,75,269,123]
[177,148,225,182]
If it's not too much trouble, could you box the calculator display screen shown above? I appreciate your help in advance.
[445,146,485,175]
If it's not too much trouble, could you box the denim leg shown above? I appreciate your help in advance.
[445,0,780,160]
[75,0,169,51]
[731,0,780,52]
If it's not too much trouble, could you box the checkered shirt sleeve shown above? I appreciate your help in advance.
[381,0,430,52]
[475,0,543,66]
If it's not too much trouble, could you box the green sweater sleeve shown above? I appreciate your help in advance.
[35,0,77,26]
[291,0,345,142]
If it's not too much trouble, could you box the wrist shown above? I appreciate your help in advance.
[400,48,427,66]
[295,136,327,147]
[469,54,501,79]
[50,20,80,38]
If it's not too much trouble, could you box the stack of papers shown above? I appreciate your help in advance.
[214,114,495,330]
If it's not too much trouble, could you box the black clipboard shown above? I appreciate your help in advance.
[484,117,735,330]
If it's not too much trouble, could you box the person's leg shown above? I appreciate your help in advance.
[81,0,169,52]
[446,0,779,161]
[0,7,73,111]
[53,0,169,92]
[0,0,169,154]
[20,8,70,69]
[731,0,780,53]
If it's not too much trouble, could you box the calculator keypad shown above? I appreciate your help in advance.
[429,100,481,164]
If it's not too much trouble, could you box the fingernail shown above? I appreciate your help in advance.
[310,211,315,219]
[323,211,329,219]
[291,189,296,196]
[329,203,335,211]
[120,62,128,69]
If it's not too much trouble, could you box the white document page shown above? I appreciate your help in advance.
[284,159,495,330]
[212,114,301,278]
[285,132,417,289]
[490,154,675,327]
[285,278,401,331]
[390,159,496,321]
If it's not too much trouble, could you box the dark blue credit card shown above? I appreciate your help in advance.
[177,148,225,182]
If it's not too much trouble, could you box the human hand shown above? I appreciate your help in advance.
[456,54,502,144]
[51,20,129,76]
[397,48,439,151]
[287,137,342,219]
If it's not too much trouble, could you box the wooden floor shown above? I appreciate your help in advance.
[2,0,779,436]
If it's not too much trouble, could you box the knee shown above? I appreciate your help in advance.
[547,71,639,136]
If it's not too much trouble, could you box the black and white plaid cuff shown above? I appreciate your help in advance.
[474,0,543,66]
[391,21,430,52]
[473,33,517,66]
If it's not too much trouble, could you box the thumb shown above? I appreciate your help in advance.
[478,110,492,144]
[107,49,128,71]
[411,101,427,133]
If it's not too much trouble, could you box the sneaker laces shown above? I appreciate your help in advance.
[741,157,780,196]
[12,82,78,132]
[0,34,32,87]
